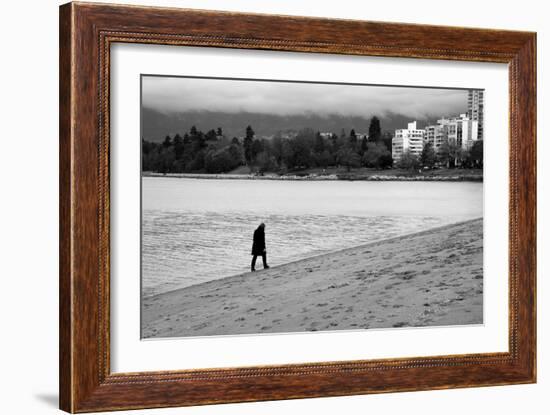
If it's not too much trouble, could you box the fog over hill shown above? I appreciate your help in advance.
[141,76,469,141]
[141,108,438,142]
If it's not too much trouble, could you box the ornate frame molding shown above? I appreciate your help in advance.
[60,2,536,412]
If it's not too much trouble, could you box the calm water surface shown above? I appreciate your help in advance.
[142,177,483,297]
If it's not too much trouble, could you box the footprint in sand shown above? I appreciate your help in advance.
[396,270,415,280]
[384,283,399,290]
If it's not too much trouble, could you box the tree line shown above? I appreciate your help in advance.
[142,117,395,174]
[142,116,483,174]
[398,139,484,170]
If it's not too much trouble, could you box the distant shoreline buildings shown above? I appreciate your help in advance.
[468,89,484,140]
[391,121,425,163]
[392,89,484,163]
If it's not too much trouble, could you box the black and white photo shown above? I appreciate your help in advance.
[140,75,484,338]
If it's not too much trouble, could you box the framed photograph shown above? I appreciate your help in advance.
[59,2,536,412]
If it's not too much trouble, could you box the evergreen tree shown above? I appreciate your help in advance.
[368,116,382,142]
[162,135,172,148]
[243,125,255,165]
[173,134,185,160]
[191,130,206,154]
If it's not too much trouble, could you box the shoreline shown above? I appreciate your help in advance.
[142,218,483,338]
[142,171,483,182]
[144,218,481,301]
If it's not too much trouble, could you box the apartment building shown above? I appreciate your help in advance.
[427,114,479,152]
[467,89,484,140]
[392,121,426,162]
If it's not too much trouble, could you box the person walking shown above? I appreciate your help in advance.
[251,223,269,272]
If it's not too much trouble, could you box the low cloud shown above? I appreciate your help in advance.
[142,76,469,119]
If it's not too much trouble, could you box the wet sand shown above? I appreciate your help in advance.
[142,218,483,338]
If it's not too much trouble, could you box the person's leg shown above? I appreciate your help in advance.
[251,255,257,271]
[262,252,269,269]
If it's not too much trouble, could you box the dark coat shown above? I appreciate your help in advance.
[251,227,266,255]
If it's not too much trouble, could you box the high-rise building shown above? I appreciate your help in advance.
[425,113,479,154]
[467,89,484,140]
[393,112,479,164]
[392,121,425,162]
[425,124,446,153]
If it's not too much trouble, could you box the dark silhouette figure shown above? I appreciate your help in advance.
[251,223,269,271]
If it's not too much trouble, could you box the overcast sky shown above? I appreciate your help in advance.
[142,76,470,119]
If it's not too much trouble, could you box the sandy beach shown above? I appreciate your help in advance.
[142,218,483,338]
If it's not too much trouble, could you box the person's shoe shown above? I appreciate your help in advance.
[251,268,256,272]
[264,265,270,269]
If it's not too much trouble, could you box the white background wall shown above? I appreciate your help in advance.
[0,0,547,414]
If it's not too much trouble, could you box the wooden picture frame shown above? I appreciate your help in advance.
[59,2,536,412]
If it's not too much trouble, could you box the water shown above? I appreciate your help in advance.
[142,177,483,297]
